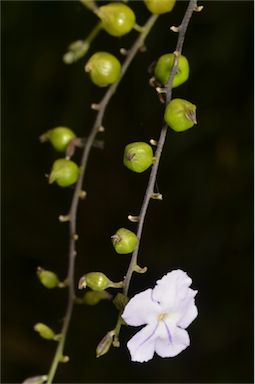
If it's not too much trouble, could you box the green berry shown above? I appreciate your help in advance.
[155,53,189,87]
[34,323,55,340]
[85,52,121,87]
[96,3,135,37]
[144,0,176,14]
[83,290,110,305]
[79,272,111,291]
[37,267,59,289]
[123,142,153,173]
[164,98,197,132]
[40,127,76,152]
[112,228,138,254]
[49,158,79,187]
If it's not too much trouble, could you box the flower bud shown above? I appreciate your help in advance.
[22,375,48,384]
[34,323,55,340]
[37,267,59,289]
[154,53,189,87]
[40,127,76,152]
[164,98,197,132]
[83,290,112,305]
[85,52,121,87]
[123,142,153,173]
[49,158,79,187]
[144,0,176,14]
[112,228,138,254]
[96,3,135,37]
[96,331,115,358]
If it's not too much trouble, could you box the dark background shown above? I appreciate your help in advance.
[2,1,253,383]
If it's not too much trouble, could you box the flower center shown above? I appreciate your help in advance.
[157,312,168,322]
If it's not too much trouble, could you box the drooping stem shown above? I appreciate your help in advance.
[46,14,158,384]
[123,0,199,297]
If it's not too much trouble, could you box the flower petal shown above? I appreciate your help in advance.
[155,324,190,358]
[177,289,198,329]
[122,289,161,326]
[152,269,194,311]
[127,322,159,362]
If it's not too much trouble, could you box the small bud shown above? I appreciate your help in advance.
[96,3,135,37]
[60,355,69,363]
[49,158,79,187]
[154,53,189,87]
[151,192,163,200]
[34,323,55,340]
[164,98,197,132]
[170,25,179,32]
[83,290,112,305]
[133,264,148,274]
[144,0,176,14]
[91,103,100,110]
[195,5,204,12]
[150,139,158,146]
[39,127,76,152]
[123,142,153,173]
[72,233,79,241]
[85,52,121,87]
[37,267,60,289]
[98,125,105,132]
[113,293,129,311]
[22,375,48,384]
[79,190,87,199]
[128,215,139,222]
[96,331,115,358]
[112,228,138,254]
[58,214,70,222]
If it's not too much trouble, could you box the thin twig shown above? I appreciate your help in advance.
[123,0,199,297]
[46,14,158,384]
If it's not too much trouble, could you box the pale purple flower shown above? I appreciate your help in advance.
[122,269,198,363]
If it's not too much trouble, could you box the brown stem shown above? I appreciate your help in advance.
[46,14,158,383]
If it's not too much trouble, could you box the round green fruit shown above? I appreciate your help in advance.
[144,0,176,14]
[85,52,121,87]
[49,158,79,187]
[123,142,153,173]
[37,267,59,289]
[34,323,55,340]
[41,127,76,152]
[112,228,138,254]
[155,53,189,87]
[82,272,111,291]
[96,3,135,37]
[164,98,197,132]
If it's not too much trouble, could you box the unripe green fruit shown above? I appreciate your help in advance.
[85,52,121,87]
[49,159,79,187]
[37,267,59,289]
[80,272,111,291]
[144,0,176,14]
[164,98,197,132]
[41,127,76,152]
[34,323,55,340]
[155,53,189,87]
[83,290,110,305]
[112,228,138,254]
[96,3,136,37]
[124,142,153,173]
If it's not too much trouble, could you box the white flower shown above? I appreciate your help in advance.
[122,269,198,363]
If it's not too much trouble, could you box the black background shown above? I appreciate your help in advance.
[2,1,253,383]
